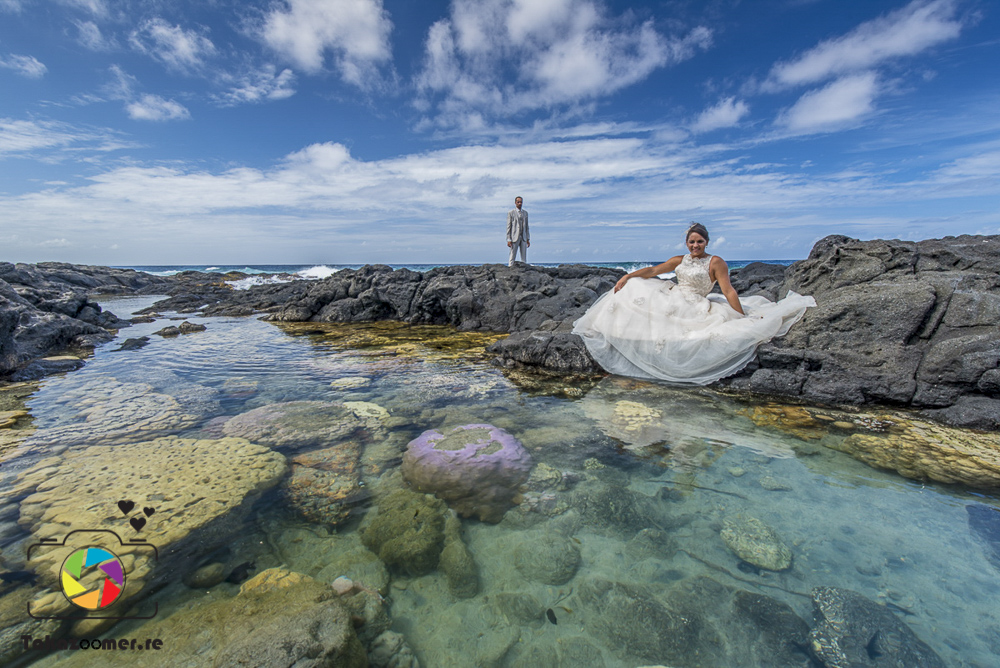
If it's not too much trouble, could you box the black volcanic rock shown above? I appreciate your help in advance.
[721,234,1000,429]
[6,235,1000,432]
[0,261,173,378]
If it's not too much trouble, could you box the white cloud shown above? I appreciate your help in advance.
[130,18,216,73]
[0,117,134,157]
[2,127,997,263]
[215,65,296,106]
[691,97,749,133]
[416,0,711,126]
[58,0,108,17]
[0,54,47,78]
[778,72,879,132]
[41,238,71,247]
[260,0,393,86]
[76,20,111,51]
[126,94,191,121]
[0,0,24,12]
[1,119,76,155]
[766,0,963,90]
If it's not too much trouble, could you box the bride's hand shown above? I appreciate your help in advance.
[614,275,629,293]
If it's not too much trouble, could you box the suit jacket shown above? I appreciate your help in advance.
[506,207,529,243]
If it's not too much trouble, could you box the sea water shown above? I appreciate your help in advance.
[2,294,998,667]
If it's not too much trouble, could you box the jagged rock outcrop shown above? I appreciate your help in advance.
[0,262,173,379]
[725,235,1000,430]
[8,235,1000,430]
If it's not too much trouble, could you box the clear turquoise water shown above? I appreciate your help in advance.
[3,295,999,667]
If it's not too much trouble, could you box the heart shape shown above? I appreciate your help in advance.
[118,500,135,515]
[143,507,155,517]
[130,516,146,532]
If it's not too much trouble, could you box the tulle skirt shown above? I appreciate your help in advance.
[572,278,816,385]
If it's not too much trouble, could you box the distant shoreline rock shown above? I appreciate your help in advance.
[3,233,998,431]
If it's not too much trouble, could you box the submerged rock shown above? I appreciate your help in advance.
[402,423,532,523]
[14,436,286,617]
[967,503,1000,568]
[440,512,479,598]
[369,630,420,668]
[577,577,718,666]
[830,416,1000,490]
[808,586,946,668]
[721,515,793,571]
[283,441,366,527]
[21,376,218,449]
[222,400,369,452]
[740,404,828,440]
[37,568,368,668]
[359,488,448,576]
[512,531,581,586]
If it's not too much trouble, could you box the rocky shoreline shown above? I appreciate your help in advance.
[2,233,999,430]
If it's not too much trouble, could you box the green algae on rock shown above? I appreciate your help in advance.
[359,487,448,576]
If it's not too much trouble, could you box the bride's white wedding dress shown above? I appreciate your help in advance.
[572,254,816,385]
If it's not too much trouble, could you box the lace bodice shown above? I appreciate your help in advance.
[674,254,715,298]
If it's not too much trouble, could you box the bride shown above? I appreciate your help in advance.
[572,223,815,385]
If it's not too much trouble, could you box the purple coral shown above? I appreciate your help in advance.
[402,424,533,523]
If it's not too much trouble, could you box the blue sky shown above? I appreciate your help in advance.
[1,0,997,265]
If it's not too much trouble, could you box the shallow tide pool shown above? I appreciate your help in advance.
[2,295,999,667]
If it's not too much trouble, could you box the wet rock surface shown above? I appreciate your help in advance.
[808,586,946,668]
[0,262,174,379]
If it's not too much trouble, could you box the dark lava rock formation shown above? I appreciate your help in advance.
[0,262,171,379]
[4,234,999,431]
[721,234,1000,430]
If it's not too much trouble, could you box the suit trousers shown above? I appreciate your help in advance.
[508,240,527,266]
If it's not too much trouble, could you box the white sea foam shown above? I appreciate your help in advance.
[296,265,340,280]
[227,275,294,291]
[226,265,340,290]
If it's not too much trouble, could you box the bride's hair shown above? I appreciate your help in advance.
[686,222,710,242]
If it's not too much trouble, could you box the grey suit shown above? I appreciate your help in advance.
[506,207,529,266]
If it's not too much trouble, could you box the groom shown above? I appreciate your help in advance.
[506,196,530,266]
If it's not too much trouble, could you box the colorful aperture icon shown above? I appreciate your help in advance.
[60,547,126,610]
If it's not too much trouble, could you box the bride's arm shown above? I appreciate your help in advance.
[614,256,683,293]
[710,257,745,315]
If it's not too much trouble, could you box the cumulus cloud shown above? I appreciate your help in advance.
[765,0,963,90]
[690,97,749,133]
[0,54,47,78]
[215,65,297,105]
[126,94,191,121]
[130,18,216,73]
[778,72,879,132]
[260,0,393,87]
[416,0,711,127]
